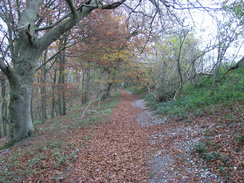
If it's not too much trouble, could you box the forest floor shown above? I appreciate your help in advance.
[0,90,243,182]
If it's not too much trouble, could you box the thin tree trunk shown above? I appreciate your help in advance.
[81,70,89,104]
[174,56,184,100]
[102,68,112,100]
[57,34,68,116]
[102,82,113,100]
[58,52,66,115]
[0,73,8,137]
[40,50,48,123]
[173,31,188,100]
[51,69,57,118]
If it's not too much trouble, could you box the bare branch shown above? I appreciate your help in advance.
[124,2,152,19]
[35,50,64,72]
[101,0,126,9]
[18,0,43,28]
[0,57,7,73]
[35,42,75,72]
[65,0,78,19]
[39,0,126,50]
[158,0,221,11]
[140,8,158,54]
[35,13,71,31]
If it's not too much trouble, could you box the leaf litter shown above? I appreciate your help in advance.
[0,90,243,183]
[133,98,243,183]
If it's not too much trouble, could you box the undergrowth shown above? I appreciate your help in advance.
[126,86,147,95]
[145,67,244,119]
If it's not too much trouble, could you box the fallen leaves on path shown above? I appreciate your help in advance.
[0,91,149,183]
[65,91,149,182]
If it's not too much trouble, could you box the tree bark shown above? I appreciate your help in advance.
[51,69,57,118]
[58,36,67,116]
[0,73,8,137]
[5,37,41,142]
[81,70,89,104]
[102,67,116,100]
[40,50,48,123]
[8,66,35,142]
[102,82,113,100]
[173,31,188,100]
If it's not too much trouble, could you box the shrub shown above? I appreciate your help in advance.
[203,152,220,161]
[194,142,207,153]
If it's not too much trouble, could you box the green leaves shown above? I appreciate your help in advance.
[222,0,244,20]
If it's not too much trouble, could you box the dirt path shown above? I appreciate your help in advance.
[64,90,149,182]
[65,90,225,183]
[132,98,224,183]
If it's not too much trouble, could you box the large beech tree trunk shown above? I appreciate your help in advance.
[7,53,39,142]
[9,78,34,141]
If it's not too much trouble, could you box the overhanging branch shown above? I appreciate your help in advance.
[38,0,126,50]
[35,13,71,31]
[101,0,126,9]
[35,42,76,72]
[65,0,78,19]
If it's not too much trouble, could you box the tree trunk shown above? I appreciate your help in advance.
[39,49,48,123]
[102,82,113,100]
[102,67,116,100]
[0,73,8,137]
[51,69,57,118]
[81,70,90,104]
[6,48,40,142]
[57,35,68,116]
[58,52,66,115]
[173,30,188,100]
[8,72,34,142]
[40,65,47,123]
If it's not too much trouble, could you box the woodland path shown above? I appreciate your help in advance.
[60,89,228,183]
[14,89,236,183]
[63,90,149,182]
[65,90,223,183]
